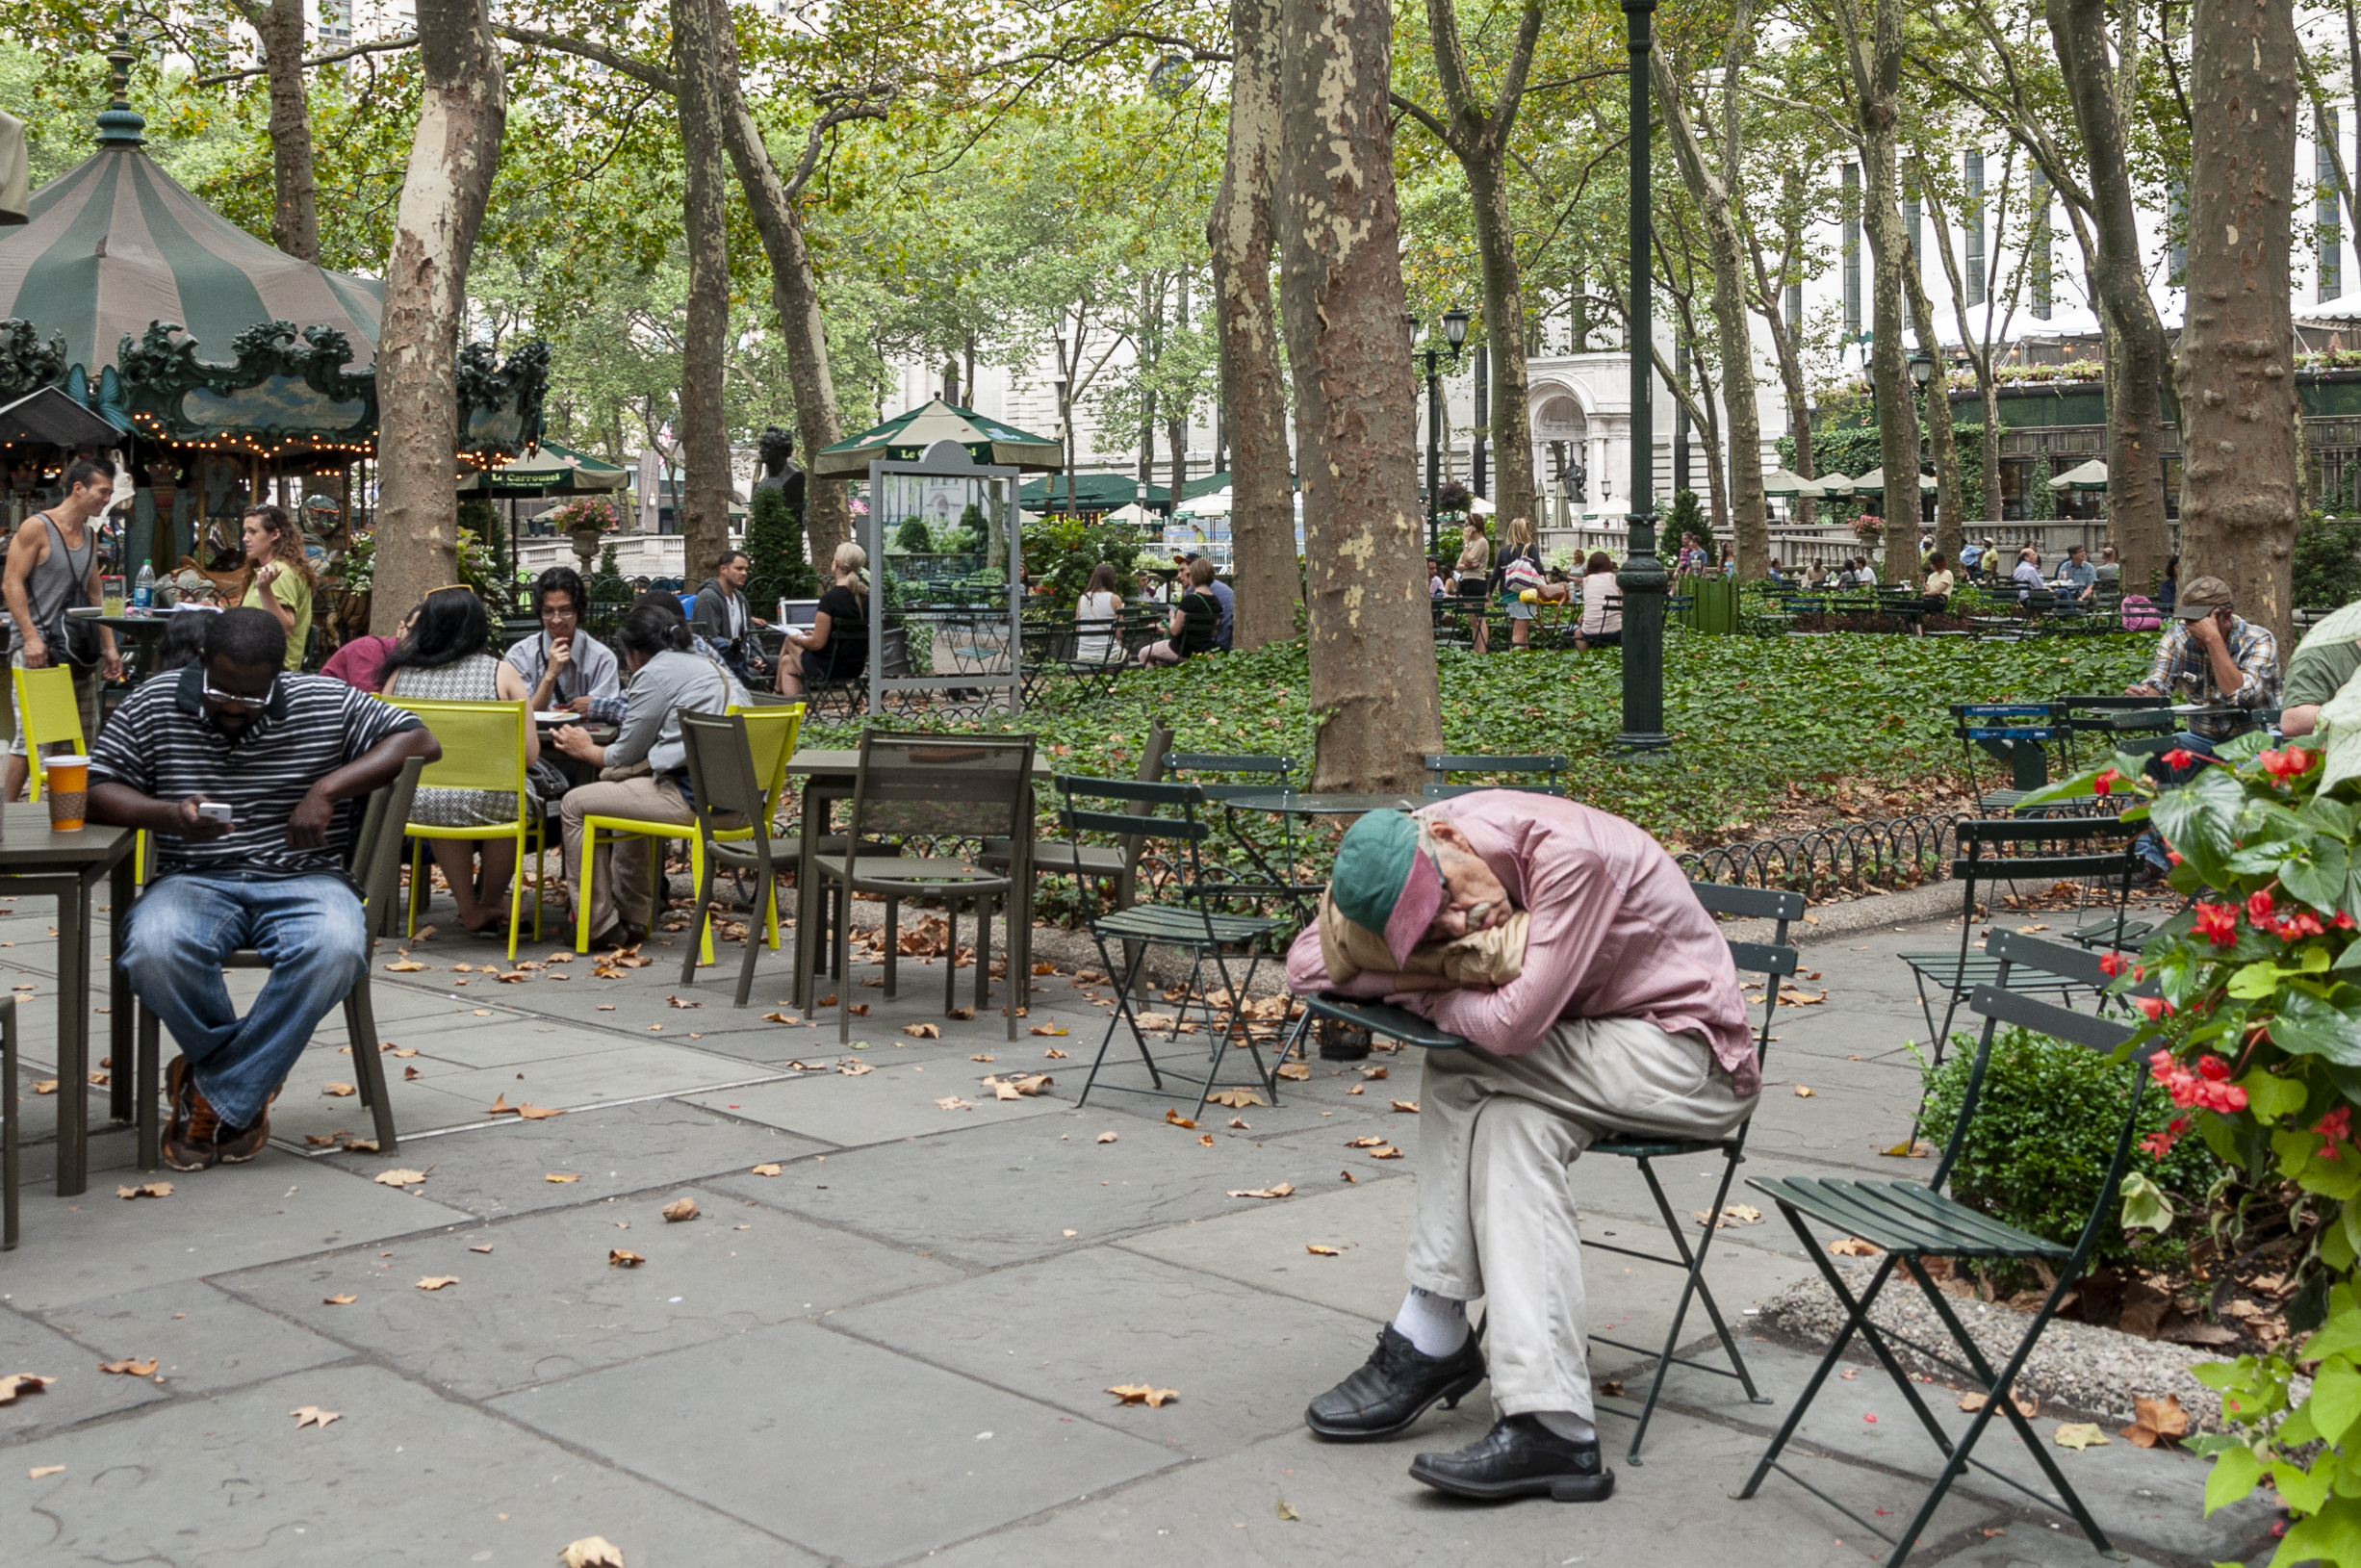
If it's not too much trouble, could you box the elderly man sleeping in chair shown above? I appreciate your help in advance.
[1286,792,1757,1503]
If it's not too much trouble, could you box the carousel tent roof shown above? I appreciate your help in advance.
[814,399,1063,476]
[0,128,382,378]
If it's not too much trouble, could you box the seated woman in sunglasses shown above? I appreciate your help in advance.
[85,608,441,1172]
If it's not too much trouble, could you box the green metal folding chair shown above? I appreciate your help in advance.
[1738,932,2153,1566]
[1056,775,1287,1118]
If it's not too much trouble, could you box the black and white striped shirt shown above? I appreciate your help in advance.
[89,668,423,880]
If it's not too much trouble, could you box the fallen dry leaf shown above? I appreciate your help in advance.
[949,1006,977,1020]
[115,1182,172,1200]
[664,994,701,1009]
[936,1095,974,1111]
[750,1164,783,1177]
[517,1103,565,1119]
[1106,1383,1179,1407]
[1723,1204,1763,1224]
[1305,1244,1341,1256]
[1829,1237,1882,1257]
[1881,1140,1935,1158]
[388,1046,418,1058]
[1793,1085,1817,1098]
[1339,1169,1357,1182]
[608,1249,644,1268]
[1366,1144,1403,1159]
[321,1082,356,1098]
[1276,1499,1301,1522]
[302,1133,337,1146]
[1042,1047,1068,1059]
[848,1003,869,1016]
[1959,1390,2039,1418]
[1030,1024,1069,1037]
[1391,1099,1420,1114]
[1345,1136,1389,1148]
[2053,1423,2109,1451]
[969,1053,995,1063]
[1165,1109,1198,1129]
[836,1060,874,1076]
[661,1197,700,1223]
[1361,1065,1389,1080]
[903,1023,941,1040]
[383,960,425,972]
[1275,1062,1312,1081]
[1207,1087,1265,1109]
[29,1079,57,1095]
[1228,1117,1250,1129]
[1095,1130,1118,1144]
[0,1375,56,1405]
[322,1294,357,1306]
[373,1169,429,1188]
[1197,1133,1215,1146]
[1599,1379,1625,1397]
[1227,1184,1296,1199]
[1346,1084,1365,1095]
[414,1276,459,1292]
[2121,1394,2190,1450]
[288,1405,341,1429]
[487,1094,517,1116]
[470,1244,494,1253]
[27,1465,64,1478]
[562,1536,627,1568]
[97,1358,158,1377]
[544,1172,581,1183]
[402,1066,423,1081]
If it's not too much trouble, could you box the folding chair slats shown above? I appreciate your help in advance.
[1876,1182,2072,1259]
[1750,1176,1965,1254]
[1093,904,1280,944]
[1298,992,1470,1049]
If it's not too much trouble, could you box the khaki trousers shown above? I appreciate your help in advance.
[1405,1016,1757,1418]
[560,774,691,937]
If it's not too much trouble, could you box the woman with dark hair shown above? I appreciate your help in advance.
[382,587,541,937]
[239,503,317,670]
[150,612,215,677]
[553,601,749,949]
[1575,551,1622,652]
[1075,561,1124,664]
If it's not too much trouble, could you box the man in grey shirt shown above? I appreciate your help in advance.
[5,454,123,800]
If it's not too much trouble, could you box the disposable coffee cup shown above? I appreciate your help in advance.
[44,758,88,832]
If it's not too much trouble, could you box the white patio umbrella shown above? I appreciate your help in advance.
[1813,472,1858,497]
[1172,488,1232,519]
[2047,458,2109,492]
[1759,466,1825,497]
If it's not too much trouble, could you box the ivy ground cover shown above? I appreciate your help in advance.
[804,628,2155,849]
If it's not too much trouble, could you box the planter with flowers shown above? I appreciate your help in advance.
[2027,733,2361,1560]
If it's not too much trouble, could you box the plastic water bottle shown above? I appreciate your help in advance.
[132,563,154,610]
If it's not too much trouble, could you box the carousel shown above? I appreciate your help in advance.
[0,37,548,649]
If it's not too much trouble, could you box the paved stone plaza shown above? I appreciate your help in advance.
[0,892,2274,1566]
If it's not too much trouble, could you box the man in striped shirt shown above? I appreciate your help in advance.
[88,608,441,1170]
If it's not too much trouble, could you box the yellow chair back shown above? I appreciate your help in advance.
[377,697,530,802]
[14,664,85,802]
[728,702,804,818]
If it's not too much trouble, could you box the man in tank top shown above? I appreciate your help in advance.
[3,453,123,800]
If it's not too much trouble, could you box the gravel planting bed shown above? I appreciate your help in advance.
[1759,1257,2257,1431]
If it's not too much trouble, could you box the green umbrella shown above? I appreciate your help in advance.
[458,440,629,497]
[813,398,1062,476]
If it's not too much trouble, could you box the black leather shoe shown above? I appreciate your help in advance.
[1305,1324,1485,1441]
[1409,1414,1616,1502]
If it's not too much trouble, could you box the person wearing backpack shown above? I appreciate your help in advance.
[1496,517,1563,649]
[3,454,124,801]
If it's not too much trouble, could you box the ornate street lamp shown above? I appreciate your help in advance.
[1615,0,1670,756]
[1418,310,1471,557]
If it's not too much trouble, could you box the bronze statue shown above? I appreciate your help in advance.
[753,425,806,521]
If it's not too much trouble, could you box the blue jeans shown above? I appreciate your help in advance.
[2133,733,2220,871]
[122,873,367,1128]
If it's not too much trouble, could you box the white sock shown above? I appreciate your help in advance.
[1393,1287,1470,1357]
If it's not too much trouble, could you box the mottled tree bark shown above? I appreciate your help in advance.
[2047,0,2173,594]
[1276,0,1442,789]
[1652,36,1768,578]
[2176,0,2299,644]
[235,0,319,262]
[1902,247,1963,564]
[673,0,733,583]
[1209,0,1299,651]
[1833,0,1918,578]
[1401,0,1544,542]
[372,0,504,630]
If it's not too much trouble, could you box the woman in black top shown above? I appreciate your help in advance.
[777,543,871,696]
[1137,555,1221,666]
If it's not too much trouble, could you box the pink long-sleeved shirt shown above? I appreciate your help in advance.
[1286,791,1758,1095]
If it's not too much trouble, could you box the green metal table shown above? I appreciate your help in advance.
[0,805,137,1195]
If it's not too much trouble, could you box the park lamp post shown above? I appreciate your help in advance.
[1615,0,1670,756]
[1414,308,1472,557]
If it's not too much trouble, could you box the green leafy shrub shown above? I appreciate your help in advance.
[2294,511,2361,610]
[893,516,933,553]
[1018,515,1142,607]
[1920,1026,2220,1276]
[1660,488,1702,562]
[746,486,819,598]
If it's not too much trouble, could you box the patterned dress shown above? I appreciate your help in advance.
[386,654,536,827]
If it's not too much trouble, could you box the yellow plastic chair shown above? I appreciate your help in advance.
[13,664,84,802]
[576,703,802,961]
[380,696,540,961]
